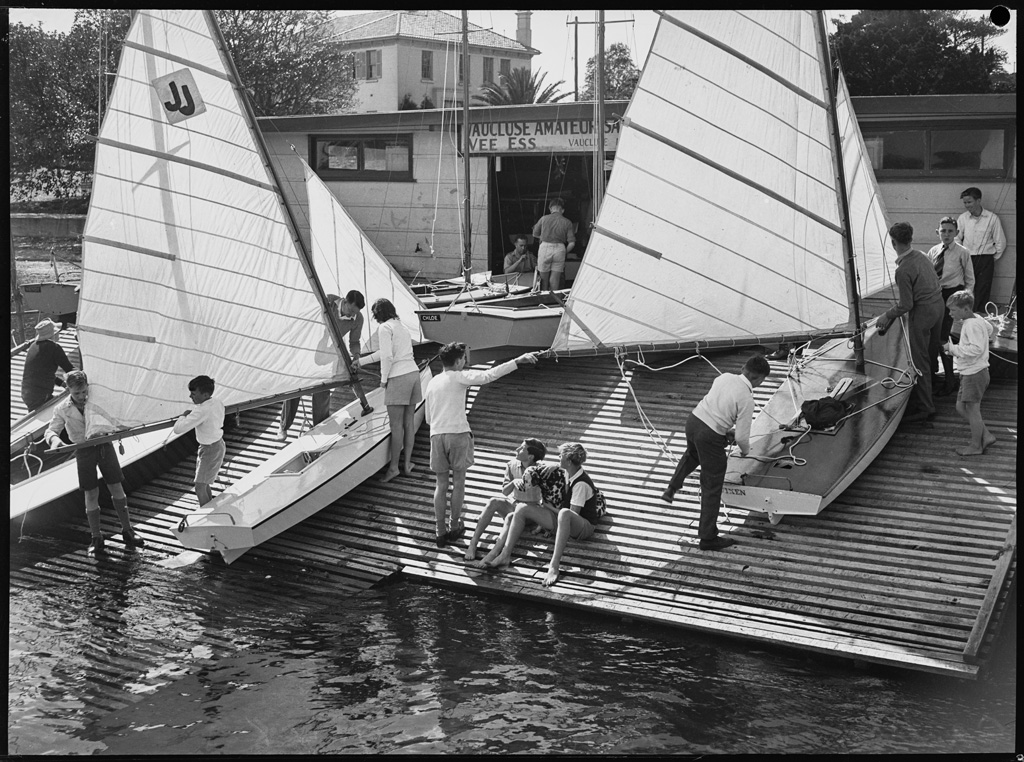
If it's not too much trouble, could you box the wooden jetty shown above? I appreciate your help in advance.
[13,338,1015,680]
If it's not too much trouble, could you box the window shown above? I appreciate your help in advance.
[421,50,433,81]
[861,123,1012,178]
[311,135,413,182]
[352,49,382,80]
[483,57,494,84]
[499,59,511,77]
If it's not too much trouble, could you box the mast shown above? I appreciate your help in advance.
[461,11,473,286]
[593,10,606,215]
[815,10,864,370]
[206,11,373,413]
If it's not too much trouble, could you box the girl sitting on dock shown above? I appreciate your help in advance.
[476,442,603,587]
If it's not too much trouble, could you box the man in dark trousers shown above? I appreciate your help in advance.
[876,222,945,423]
[661,354,771,551]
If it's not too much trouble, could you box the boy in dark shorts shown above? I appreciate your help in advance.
[45,370,145,556]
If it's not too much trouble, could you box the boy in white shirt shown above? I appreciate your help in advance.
[943,290,997,456]
[425,342,538,546]
[173,375,226,505]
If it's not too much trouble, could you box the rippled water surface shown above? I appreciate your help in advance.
[9,533,1016,755]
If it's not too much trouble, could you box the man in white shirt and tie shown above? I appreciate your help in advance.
[928,216,975,397]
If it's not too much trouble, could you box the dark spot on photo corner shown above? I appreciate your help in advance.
[989,6,1010,26]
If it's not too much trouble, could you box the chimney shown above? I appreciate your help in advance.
[516,10,532,49]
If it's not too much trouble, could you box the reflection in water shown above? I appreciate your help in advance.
[8,532,1016,755]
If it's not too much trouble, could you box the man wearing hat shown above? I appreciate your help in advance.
[21,318,76,411]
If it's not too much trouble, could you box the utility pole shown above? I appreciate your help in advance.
[461,11,472,286]
[565,15,634,101]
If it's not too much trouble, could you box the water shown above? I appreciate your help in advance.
[9,532,1016,755]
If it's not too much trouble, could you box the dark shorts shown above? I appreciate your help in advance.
[76,442,124,492]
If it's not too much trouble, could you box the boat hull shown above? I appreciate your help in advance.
[412,274,532,309]
[415,291,565,355]
[722,320,913,522]
[11,391,70,454]
[173,365,432,563]
[10,428,185,522]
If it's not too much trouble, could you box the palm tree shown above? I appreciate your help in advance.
[472,66,570,105]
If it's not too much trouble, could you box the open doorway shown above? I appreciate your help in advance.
[487,153,597,280]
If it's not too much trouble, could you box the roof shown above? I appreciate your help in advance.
[850,94,1016,121]
[327,10,537,55]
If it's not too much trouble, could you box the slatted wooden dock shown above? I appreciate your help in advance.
[12,342,1017,679]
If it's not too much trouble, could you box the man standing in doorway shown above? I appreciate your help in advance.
[956,187,1006,312]
[531,198,575,292]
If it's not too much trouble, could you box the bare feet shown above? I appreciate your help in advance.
[274,430,288,442]
[485,553,510,571]
[982,434,997,451]
[542,569,559,587]
[955,447,985,457]
[401,462,416,476]
[381,467,401,482]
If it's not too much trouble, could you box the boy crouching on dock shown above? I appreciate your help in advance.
[943,290,997,456]
[44,370,145,557]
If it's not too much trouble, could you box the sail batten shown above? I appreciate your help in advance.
[78,10,348,436]
[551,11,892,355]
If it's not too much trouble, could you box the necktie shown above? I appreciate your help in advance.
[934,245,946,279]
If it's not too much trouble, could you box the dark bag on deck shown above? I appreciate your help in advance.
[801,396,846,429]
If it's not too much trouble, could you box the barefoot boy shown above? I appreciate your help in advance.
[425,343,538,547]
[464,438,546,562]
[943,290,997,456]
[173,375,226,505]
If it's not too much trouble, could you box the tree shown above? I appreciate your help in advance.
[10,10,359,200]
[471,67,570,106]
[830,10,1010,95]
[216,10,357,116]
[581,42,639,101]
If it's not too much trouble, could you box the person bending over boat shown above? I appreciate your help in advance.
[531,198,575,292]
[660,354,771,551]
[276,291,365,441]
[425,342,538,547]
[875,221,945,424]
[479,442,600,587]
[464,437,548,562]
[361,297,421,482]
[44,370,145,557]
[173,375,226,507]
[21,318,75,411]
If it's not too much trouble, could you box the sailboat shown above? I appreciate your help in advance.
[548,10,913,524]
[11,10,431,560]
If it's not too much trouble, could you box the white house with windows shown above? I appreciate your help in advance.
[327,10,537,113]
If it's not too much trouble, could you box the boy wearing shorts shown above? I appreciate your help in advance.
[531,197,575,292]
[464,438,547,562]
[44,370,146,557]
[943,290,997,456]
[173,375,226,505]
[425,342,538,547]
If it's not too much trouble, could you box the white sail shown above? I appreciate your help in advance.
[303,162,425,351]
[835,71,894,299]
[553,11,889,353]
[78,10,344,437]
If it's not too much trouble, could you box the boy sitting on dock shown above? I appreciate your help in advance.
[173,375,226,506]
[464,438,547,562]
[425,342,538,547]
[44,370,146,557]
[477,442,601,587]
[943,290,997,456]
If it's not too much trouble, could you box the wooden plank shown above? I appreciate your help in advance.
[963,514,1017,663]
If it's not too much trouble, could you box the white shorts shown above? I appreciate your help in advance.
[537,242,566,274]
